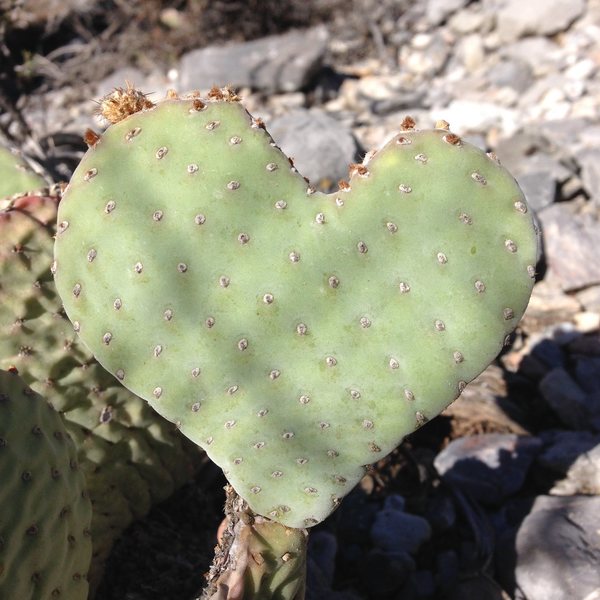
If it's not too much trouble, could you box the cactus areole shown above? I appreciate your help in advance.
[54,88,537,528]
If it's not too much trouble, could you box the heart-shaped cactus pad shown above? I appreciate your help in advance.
[54,92,537,528]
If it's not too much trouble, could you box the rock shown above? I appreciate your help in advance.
[444,575,507,600]
[359,549,414,596]
[577,148,600,205]
[434,550,459,591]
[425,491,457,533]
[308,531,337,587]
[268,109,360,188]
[496,0,587,42]
[537,203,600,291]
[522,281,583,331]
[399,32,451,78]
[515,496,600,600]
[574,356,600,394]
[538,430,600,472]
[501,37,564,76]
[487,59,534,93]
[576,285,600,313]
[550,444,600,496]
[448,7,489,34]
[425,0,471,25]
[434,100,517,135]
[370,503,432,556]
[517,171,556,212]
[455,34,486,73]
[539,368,600,430]
[179,26,328,93]
[413,570,436,597]
[574,311,600,333]
[434,433,542,504]
[538,430,600,495]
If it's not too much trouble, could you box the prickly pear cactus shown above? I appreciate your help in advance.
[54,91,538,528]
[0,368,92,599]
[0,145,45,198]
[0,193,203,592]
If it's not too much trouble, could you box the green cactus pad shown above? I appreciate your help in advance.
[54,96,537,528]
[0,194,202,591]
[0,368,92,599]
[0,145,46,198]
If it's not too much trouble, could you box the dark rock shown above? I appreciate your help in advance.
[538,430,600,495]
[537,203,600,291]
[574,356,600,394]
[539,367,598,429]
[538,430,600,472]
[269,109,360,188]
[434,550,459,591]
[370,503,431,556]
[179,26,328,93]
[531,337,565,371]
[413,570,435,598]
[360,548,414,596]
[515,496,600,600]
[425,491,456,533]
[307,531,337,587]
[433,433,542,504]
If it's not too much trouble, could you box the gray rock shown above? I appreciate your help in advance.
[425,0,470,25]
[268,109,359,187]
[487,59,534,93]
[179,26,328,93]
[539,368,600,430]
[537,203,600,291]
[577,148,600,205]
[434,434,542,504]
[501,37,564,75]
[515,496,600,600]
[496,0,587,42]
[517,171,556,212]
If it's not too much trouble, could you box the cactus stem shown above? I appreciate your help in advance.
[201,485,307,600]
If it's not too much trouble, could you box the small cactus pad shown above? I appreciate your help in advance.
[54,94,537,528]
[0,368,92,598]
[0,145,45,198]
